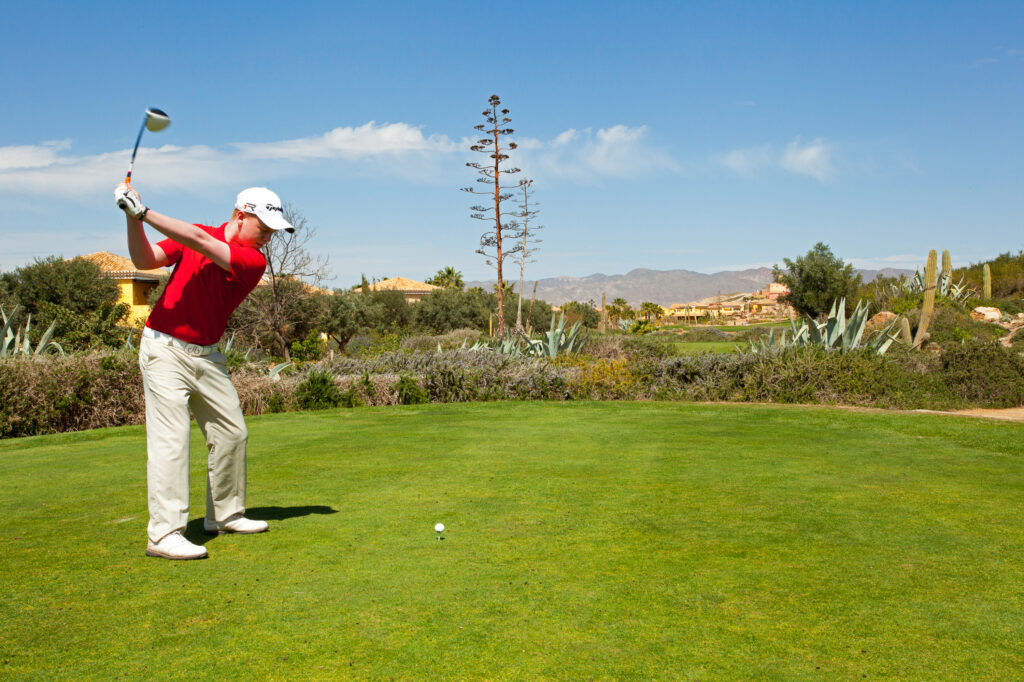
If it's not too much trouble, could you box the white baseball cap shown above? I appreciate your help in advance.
[235,187,295,233]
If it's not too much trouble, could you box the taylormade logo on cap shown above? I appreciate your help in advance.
[235,187,295,233]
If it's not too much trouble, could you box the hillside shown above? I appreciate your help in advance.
[468,267,911,306]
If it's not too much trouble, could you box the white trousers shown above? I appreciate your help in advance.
[139,335,248,543]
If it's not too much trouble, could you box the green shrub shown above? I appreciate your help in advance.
[357,332,403,357]
[627,320,656,335]
[266,392,287,413]
[919,302,1004,345]
[680,327,731,342]
[294,370,342,410]
[939,340,1024,408]
[0,351,145,438]
[338,386,364,408]
[290,330,328,362]
[400,329,482,352]
[395,374,429,405]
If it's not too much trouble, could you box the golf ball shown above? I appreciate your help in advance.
[435,523,445,533]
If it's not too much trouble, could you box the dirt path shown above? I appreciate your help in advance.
[947,406,1024,422]
[786,403,1024,422]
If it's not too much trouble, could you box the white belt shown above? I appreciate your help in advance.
[143,327,217,356]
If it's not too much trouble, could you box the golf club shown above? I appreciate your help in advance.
[122,107,170,187]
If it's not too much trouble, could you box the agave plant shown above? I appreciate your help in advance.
[268,362,292,381]
[468,313,588,358]
[889,267,976,305]
[749,298,901,355]
[525,312,588,358]
[1,305,64,357]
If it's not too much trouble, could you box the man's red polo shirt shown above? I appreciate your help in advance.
[145,223,266,346]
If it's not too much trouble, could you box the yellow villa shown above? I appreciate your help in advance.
[78,251,168,325]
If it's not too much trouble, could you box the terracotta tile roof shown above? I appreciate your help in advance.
[255,276,334,296]
[78,251,168,280]
[358,276,439,293]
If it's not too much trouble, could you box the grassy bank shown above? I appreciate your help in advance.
[1,402,1022,679]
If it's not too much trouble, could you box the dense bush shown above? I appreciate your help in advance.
[413,288,492,333]
[647,347,956,409]
[294,370,343,410]
[957,251,1024,297]
[400,328,482,352]
[679,327,731,342]
[0,351,145,438]
[4,329,1024,438]
[561,301,601,329]
[1,256,120,317]
[902,303,1005,346]
[938,340,1024,407]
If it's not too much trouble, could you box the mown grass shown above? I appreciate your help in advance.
[2,402,1022,679]
[661,322,786,332]
[669,340,742,355]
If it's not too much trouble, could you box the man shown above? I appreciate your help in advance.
[115,183,294,560]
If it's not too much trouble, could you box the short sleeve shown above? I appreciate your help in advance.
[228,243,267,287]
[157,238,184,265]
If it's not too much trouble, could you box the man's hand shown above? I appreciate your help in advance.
[115,183,146,219]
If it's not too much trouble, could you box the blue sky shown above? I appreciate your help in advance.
[1,1,1021,287]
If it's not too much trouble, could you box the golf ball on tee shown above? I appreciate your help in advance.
[435,523,445,533]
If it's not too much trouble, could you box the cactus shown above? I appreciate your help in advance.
[912,250,937,348]
[899,317,912,344]
[940,250,952,295]
[983,263,992,300]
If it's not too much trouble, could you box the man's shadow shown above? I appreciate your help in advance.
[184,505,337,545]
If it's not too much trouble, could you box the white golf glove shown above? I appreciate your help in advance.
[114,183,146,219]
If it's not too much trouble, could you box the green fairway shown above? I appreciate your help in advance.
[2,402,1022,679]
[669,340,741,355]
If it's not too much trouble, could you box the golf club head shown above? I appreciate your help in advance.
[144,108,171,132]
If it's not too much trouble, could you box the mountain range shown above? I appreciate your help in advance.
[466,267,913,307]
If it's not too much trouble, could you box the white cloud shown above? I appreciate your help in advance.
[719,146,773,175]
[718,136,834,182]
[0,122,461,199]
[233,122,458,160]
[0,139,72,171]
[514,125,677,182]
[780,137,834,181]
[0,120,668,199]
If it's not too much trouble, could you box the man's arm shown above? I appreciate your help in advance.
[117,184,232,272]
[141,209,232,272]
[125,212,169,270]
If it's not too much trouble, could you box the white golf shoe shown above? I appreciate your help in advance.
[203,514,269,535]
[146,531,208,560]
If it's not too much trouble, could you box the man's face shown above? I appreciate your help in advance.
[237,212,276,249]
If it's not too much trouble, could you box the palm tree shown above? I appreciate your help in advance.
[639,301,662,323]
[426,266,464,289]
[607,297,632,324]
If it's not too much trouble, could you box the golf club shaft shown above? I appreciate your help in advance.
[124,117,149,184]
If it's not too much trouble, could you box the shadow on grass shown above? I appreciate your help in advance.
[184,505,338,545]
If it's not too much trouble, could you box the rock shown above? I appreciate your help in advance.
[866,311,898,332]
[971,306,1002,323]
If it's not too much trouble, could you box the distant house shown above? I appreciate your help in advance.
[756,282,789,300]
[78,252,168,325]
[666,303,708,321]
[356,276,439,303]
